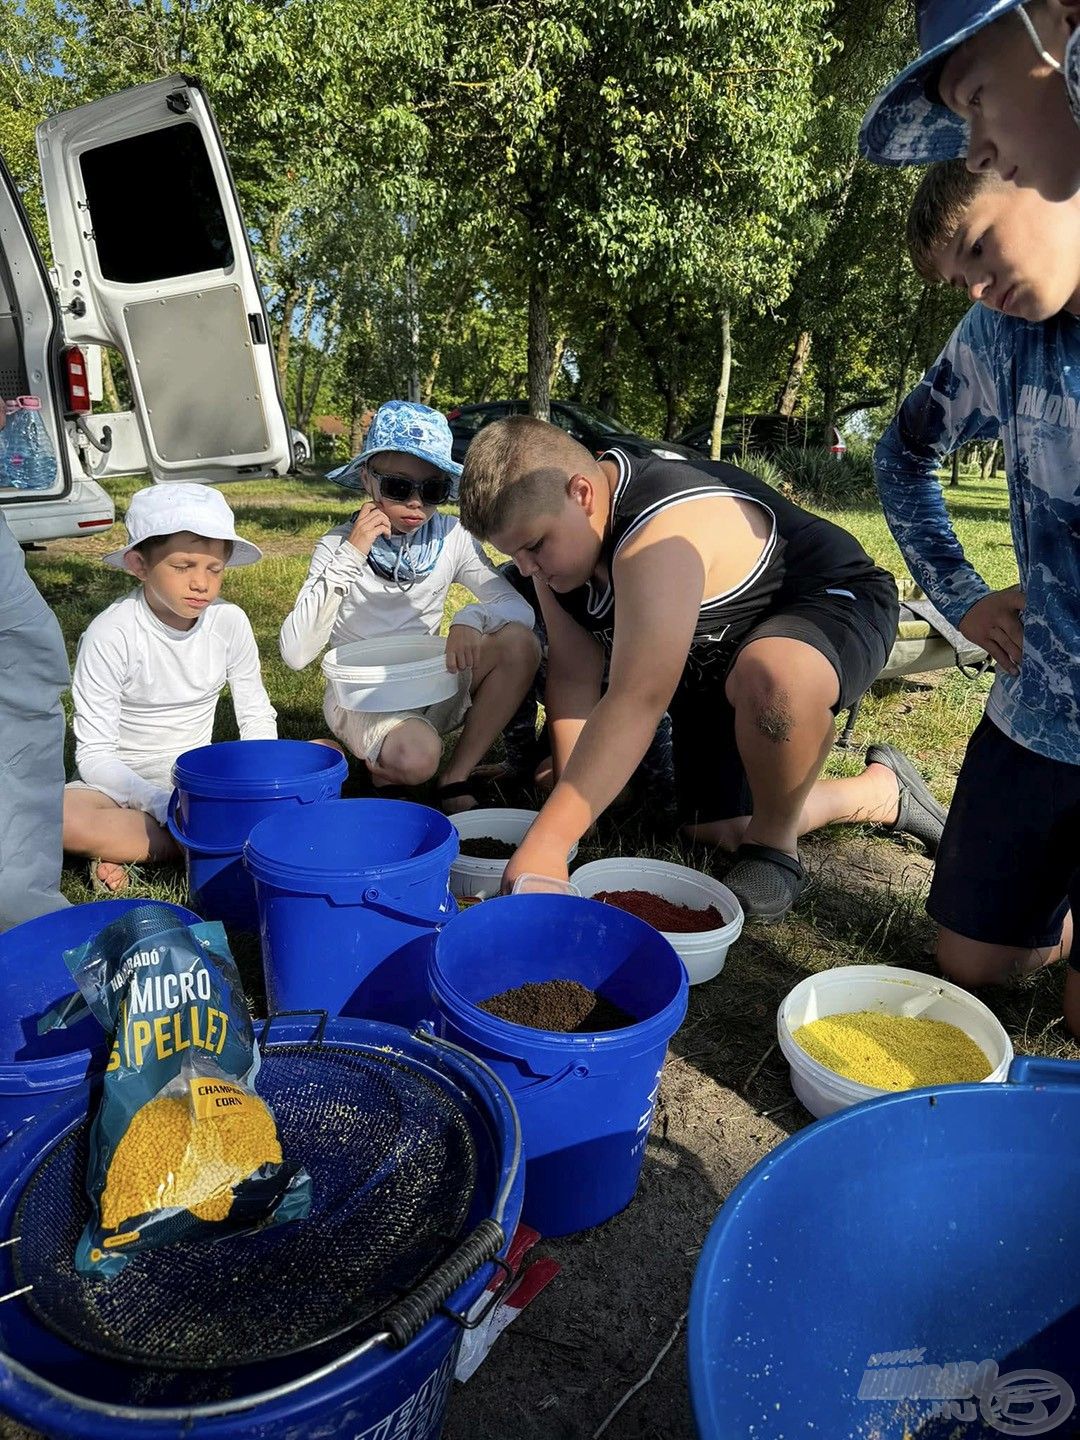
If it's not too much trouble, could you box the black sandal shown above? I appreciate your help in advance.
[724,843,808,924]
[865,743,947,856]
[434,779,487,813]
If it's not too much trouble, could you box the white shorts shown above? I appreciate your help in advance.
[323,672,472,766]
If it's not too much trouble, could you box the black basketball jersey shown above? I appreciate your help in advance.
[552,448,891,679]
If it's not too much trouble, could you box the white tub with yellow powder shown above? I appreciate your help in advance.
[777,965,1013,1118]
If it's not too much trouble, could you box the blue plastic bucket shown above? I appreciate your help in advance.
[430,895,688,1237]
[168,741,348,929]
[0,899,201,1144]
[688,1056,1080,1439]
[245,799,459,1029]
[0,1014,523,1440]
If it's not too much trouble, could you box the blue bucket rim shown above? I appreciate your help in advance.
[686,1070,1060,1435]
[244,798,459,893]
[172,740,348,800]
[0,1014,521,1424]
[430,895,689,1056]
[0,899,202,1082]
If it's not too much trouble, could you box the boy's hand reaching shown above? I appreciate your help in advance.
[501,833,570,894]
[959,586,1025,675]
[346,504,394,557]
[445,623,482,675]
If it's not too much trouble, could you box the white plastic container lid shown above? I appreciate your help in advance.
[322,635,460,714]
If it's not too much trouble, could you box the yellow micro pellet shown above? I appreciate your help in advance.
[793,1010,991,1090]
[101,1092,282,1229]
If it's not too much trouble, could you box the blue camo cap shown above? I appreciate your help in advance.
[327,400,462,495]
[859,0,1025,166]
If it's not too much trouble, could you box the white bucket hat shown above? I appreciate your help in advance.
[103,484,262,569]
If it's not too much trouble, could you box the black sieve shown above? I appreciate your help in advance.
[11,1035,491,1371]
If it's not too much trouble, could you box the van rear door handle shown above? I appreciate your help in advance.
[248,312,267,345]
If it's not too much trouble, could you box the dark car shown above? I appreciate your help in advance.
[445,400,701,466]
[676,414,847,461]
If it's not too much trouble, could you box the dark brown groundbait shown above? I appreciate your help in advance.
[594,888,724,933]
[478,979,634,1033]
[458,836,518,860]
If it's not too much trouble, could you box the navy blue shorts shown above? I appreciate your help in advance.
[927,714,1080,960]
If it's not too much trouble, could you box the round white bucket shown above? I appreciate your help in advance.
[448,809,578,900]
[570,857,743,985]
[777,964,1014,1119]
[322,635,459,713]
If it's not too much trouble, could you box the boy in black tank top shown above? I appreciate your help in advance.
[459,417,946,921]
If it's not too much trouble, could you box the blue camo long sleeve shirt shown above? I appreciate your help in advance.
[875,301,1080,767]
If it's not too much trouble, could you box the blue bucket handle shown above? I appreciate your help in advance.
[166,791,241,857]
[1008,1055,1080,1088]
[360,886,456,930]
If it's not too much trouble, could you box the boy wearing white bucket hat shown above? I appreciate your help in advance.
[860,0,1080,202]
[279,401,538,812]
[63,484,277,891]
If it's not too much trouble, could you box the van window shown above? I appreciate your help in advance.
[79,124,234,284]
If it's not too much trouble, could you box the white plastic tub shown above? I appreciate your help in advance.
[322,635,459,713]
[449,809,578,900]
[570,857,743,985]
[777,964,1014,1119]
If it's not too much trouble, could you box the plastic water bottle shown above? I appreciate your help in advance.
[1,396,58,491]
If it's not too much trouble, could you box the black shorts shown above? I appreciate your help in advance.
[927,714,1080,958]
[672,581,896,826]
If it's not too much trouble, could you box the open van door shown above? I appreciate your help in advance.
[36,75,292,485]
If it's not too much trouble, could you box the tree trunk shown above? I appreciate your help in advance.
[710,310,732,460]
[527,269,553,421]
[420,348,441,407]
[350,396,368,454]
[980,439,999,481]
[275,284,301,399]
[775,330,811,418]
[950,450,961,487]
[294,282,316,430]
[550,334,567,391]
[100,348,122,412]
[597,315,620,416]
[820,335,838,436]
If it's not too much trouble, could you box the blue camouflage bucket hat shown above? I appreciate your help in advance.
[859,0,1028,166]
[327,400,462,495]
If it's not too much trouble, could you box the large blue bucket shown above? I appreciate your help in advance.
[430,895,688,1237]
[0,1014,523,1439]
[689,1056,1080,1439]
[245,799,458,1029]
[167,740,348,929]
[0,899,201,1144]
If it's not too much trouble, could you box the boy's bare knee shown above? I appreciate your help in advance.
[377,722,441,787]
[726,658,793,743]
[489,622,541,676]
[936,928,1030,987]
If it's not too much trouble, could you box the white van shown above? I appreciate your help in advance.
[0,74,292,546]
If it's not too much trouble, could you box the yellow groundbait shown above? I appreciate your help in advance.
[60,903,311,1277]
[793,1010,991,1090]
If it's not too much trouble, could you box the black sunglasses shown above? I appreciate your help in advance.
[367,464,452,506]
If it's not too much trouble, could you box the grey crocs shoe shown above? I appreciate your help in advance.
[865,743,947,857]
[724,843,808,925]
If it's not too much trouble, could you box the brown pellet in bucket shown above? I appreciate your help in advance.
[594,888,724,933]
[458,837,518,860]
[478,979,634,1033]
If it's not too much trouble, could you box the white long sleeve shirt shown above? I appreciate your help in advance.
[279,514,535,672]
[72,590,277,824]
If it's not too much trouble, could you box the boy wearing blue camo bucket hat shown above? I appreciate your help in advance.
[280,401,539,812]
[860,0,1080,201]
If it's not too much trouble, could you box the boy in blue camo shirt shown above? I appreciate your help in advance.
[877,158,1080,1031]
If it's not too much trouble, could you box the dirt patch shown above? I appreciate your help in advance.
[479,980,633,1033]
[595,889,724,932]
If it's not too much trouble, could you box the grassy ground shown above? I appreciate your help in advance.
[28,464,1079,1090]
